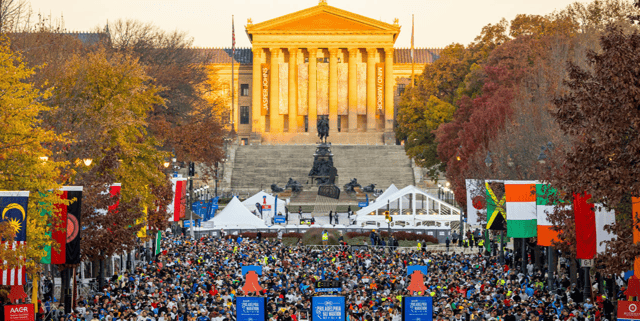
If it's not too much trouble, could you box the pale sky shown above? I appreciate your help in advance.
[29,0,590,48]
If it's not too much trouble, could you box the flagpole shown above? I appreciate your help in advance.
[231,15,235,133]
[411,14,415,88]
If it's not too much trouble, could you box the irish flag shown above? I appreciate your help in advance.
[504,181,537,238]
[536,184,560,246]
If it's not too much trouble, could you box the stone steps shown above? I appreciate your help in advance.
[230,145,415,191]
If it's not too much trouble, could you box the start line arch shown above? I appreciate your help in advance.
[355,185,461,228]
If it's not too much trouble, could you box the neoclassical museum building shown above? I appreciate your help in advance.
[197,1,441,145]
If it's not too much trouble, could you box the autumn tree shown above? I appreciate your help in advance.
[551,25,640,273]
[0,36,66,277]
[106,19,227,174]
[43,47,172,262]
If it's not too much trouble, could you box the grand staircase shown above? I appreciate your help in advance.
[229,145,415,193]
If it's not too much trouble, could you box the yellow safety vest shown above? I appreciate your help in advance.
[417,243,422,250]
[322,233,328,241]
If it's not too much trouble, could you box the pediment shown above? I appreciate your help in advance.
[247,4,400,34]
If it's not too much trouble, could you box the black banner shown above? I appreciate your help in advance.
[318,185,340,200]
[66,190,82,264]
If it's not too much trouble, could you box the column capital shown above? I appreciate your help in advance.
[253,47,262,58]
[384,47,394,56]
[308,48,318,56]
[329,48,340,56]
[348,48,359,56]
[366,47,377,56]
[287,47,299,53]
[269,47,280,57]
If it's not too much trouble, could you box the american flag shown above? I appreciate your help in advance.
[0,191,29,286]
[232,15,236,56]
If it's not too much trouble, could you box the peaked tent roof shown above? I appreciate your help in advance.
[242,191,287,214]
[246,2,401,42]
[374,184,399,204]
[207,197,267,229]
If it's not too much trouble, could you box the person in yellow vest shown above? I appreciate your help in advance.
[322,229,329,246]
[478,238,484,254]
[417,242,422,251]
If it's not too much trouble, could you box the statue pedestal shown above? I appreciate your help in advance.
[308,143,337,185]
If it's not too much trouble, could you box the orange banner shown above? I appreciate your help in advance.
[261,63,269,116]
[376,63,384,115]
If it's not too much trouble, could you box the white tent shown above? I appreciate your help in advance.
[202,197,267,229]
[242,191,287,215]
[373,184,399,204]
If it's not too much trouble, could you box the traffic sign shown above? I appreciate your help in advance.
[274,216,286,223]
[358,202,368,207]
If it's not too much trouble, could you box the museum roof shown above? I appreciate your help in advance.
[192,47,442,65]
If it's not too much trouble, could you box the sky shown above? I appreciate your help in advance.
[29,0,590,48]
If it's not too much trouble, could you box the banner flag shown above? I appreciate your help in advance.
[465,179,485,226]
[0,191,29,286]
[485,181,506,230]
[38,195,52,264]
[65,188,83,265]
[504,180,537,238]
[574,193,615,259]
[155,231,161,256]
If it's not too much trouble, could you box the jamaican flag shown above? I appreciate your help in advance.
[486,181,506,230]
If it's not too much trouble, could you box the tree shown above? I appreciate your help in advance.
[106,20,227,174]
[552,25,640,273]
[43,47,172,261]
[0,36,66,277]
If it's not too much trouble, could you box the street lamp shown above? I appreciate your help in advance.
[484,152,493,168]
[163,161,170,168]
[83,158,93,166]
[537,146,547,164]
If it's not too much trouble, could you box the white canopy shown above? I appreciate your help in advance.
[373,184,399,204]
[242,191,287,215]
[202,197,267,229]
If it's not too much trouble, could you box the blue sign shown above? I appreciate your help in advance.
[407,265,429,276]
[315,288,342,293]
[183,220,193,228]
[237,297,266,321]
[274,216,286,223]
[358,202,368,207]
[311,297,345,321]
[402,297,433,321]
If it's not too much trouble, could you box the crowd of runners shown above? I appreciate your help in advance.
[40,233,624,321]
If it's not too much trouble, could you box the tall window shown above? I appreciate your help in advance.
[240,106,250,124]
[240,84,249,96]
[398,84,406,96]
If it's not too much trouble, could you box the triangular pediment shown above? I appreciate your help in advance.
[247,4,400,33]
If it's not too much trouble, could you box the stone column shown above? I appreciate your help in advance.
[308,48,318,134]
[384,47,394,133]
[288,47,298,133]
[366,48,377,132]
[251,47,264,135]
[348,48,358,132]
[269,47,283,133]
[328,48,339,133]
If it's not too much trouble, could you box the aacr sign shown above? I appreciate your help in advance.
[4,304,34,321]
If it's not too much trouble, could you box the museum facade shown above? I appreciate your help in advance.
[198,1,441,145]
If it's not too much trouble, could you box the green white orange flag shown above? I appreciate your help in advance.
[505,180,537,238]
[536,184,560,246]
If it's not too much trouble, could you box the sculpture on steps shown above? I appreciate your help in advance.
[317,116,329,143]
[270,184,284,193]
[362,184,381,194]
[343,178,361,193]
[285,178,303,193]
